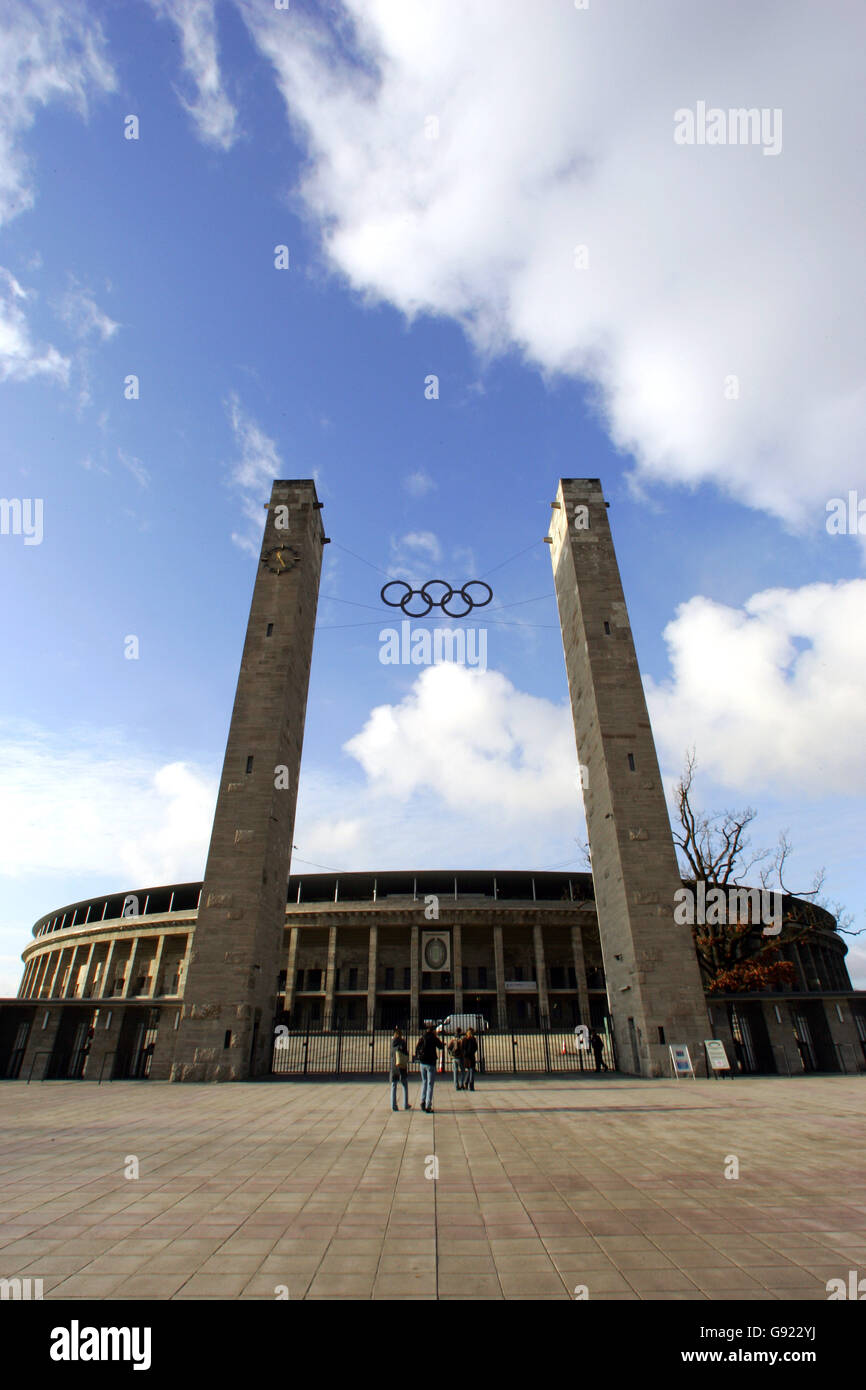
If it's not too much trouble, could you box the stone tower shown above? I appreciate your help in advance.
[167,480,325,1081]
[547,478,709,1077]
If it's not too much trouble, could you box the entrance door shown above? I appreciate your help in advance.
[114,1009,160,1077]
[799,1002,839,1071]
[736,1003,776,1073]
[792,1011,817,1071]
[47,1008,95,1078]
[68,1020,92,1078]
[0,1015,32,1079]
[728,1005,757,1073]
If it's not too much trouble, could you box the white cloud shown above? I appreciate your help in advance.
[0,267,69,383]
[0,725,215,886]
[228,394,282,491]
[646,579,866,796]
[119,450,150,489]
[388,529,442,582]
[0,0,115,227]
[0,722,217,991]
[404,469,436,498]
[58,285,119,341]
[151,0,238,150]
[345,662,579,815]
[236,0,866,530]
[290,664,586,874]
[226,393,284,554]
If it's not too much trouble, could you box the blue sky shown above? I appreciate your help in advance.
[1,0,864,992]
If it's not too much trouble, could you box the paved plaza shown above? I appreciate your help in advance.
[0,1074,864,1300]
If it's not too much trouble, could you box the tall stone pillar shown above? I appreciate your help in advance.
[570,923,591,1026]
[366,924,378,1029]
[547,479,709,1077]
[493,924,507,1028]
[168,480,325,1081]
[324,924,338,1029]
[284,926,299,1020]
[149,935,167,998]
[122,939,141,998]
[101,940,118,999]
[532,921,549,1027]
[452,923,463,1012]
[409,923,420,1032]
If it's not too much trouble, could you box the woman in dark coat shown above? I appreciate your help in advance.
[462,1030,478,1091]
[390,1028,412,1111]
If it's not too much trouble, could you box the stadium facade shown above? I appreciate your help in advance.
[2,478,863,1081]
[2,871,863,1082]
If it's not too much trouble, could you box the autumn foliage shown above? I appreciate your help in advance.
[707,949,796,995]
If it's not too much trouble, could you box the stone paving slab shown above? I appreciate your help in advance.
[0,1075,864,1301]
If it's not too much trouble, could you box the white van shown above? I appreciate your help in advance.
[438,1014,489,1035]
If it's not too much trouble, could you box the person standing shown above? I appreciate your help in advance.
[462,1029,478,1091]
[448,1032,465,1090]
[416,1023,444,1112]
[590,1028,607,1073]
[390,1027,412,1111]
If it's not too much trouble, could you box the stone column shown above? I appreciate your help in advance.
[452,922,463,1012]
[493,924,507,1028]
[144,1007,182,1083]
[48,949,68,998]
[759,999,802,1075]
[324,924,338,1029]
[570,922,592,1025]
[75,943,95,998]
[410,923,420,1032]
[83,1007,121,1082]
[40,951,61,998]
[122,938,141,998]
[81,943,104,998]
[101,939,118,999]
[29,959,43,997]
[548,479,710,1075]
[284,925,300,1020]
[149,934,167,997]
[29,955,49,999]
[168,480,325,1081]
[822,998,864,1074]
[533,920,550,1027]
[63,946,82,999]
[366,923,378,1029]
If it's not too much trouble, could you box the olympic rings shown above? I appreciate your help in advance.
[380,579,493,619]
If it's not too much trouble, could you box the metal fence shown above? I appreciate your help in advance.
[271,1027,617,1076]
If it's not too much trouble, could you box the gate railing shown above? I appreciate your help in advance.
[271,1027,617,1076]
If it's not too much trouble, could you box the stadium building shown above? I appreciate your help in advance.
[2,479,863,1081]
[2,870,863,1081]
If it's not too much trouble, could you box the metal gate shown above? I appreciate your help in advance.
[272,1027,617,1076]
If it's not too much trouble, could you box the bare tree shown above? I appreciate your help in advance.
[671,750,860,991]
[673,749,768,885]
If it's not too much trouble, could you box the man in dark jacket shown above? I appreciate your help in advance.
[461,1030,478,1090]
[590,1028,607,1073]
[416,1024,445,1112]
